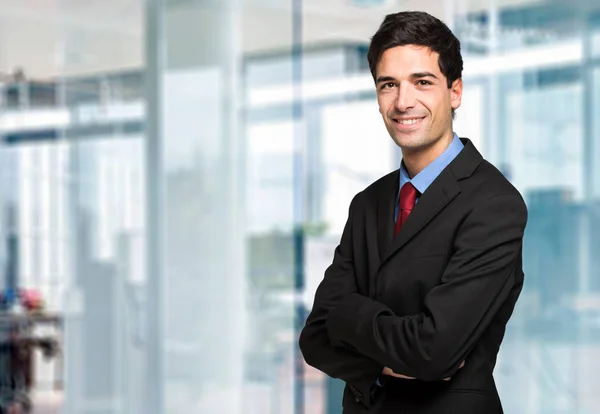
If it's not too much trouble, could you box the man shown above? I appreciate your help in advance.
[299,11,528,414]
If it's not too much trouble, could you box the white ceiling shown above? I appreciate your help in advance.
[0,0,542,79]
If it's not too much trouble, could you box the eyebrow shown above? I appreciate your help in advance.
[375,72,439,85]
[375,76,396,85]
[411,72,439,80]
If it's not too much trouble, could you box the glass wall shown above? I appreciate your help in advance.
[0,0,598,413]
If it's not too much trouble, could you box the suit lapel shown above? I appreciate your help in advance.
[381,170,461,263]
[376,170,399,261]
[376,138,482,265]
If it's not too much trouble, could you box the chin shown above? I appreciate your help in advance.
[393,136,431,151]
[393,130,446,151]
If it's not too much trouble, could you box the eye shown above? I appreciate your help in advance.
[381,82,396,90]
[417,80,432,86]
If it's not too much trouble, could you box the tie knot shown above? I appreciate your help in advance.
[399,182,418,210]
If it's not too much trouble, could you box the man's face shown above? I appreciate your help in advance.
[375,45,462,153]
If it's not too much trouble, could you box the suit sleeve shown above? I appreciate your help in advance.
[326,192,528,381]
[299,192,384,407]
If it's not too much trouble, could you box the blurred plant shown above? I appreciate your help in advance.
[301,221,329,236]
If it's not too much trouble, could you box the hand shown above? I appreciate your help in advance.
[443,360,466,381]
[383,360,465,381]
[382,366,415,379]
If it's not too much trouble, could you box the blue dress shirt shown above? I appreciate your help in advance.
[394,133,464,221]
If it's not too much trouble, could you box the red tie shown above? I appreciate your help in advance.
[394,182,418,237]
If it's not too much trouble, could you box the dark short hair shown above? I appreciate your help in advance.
[367,11,463,89]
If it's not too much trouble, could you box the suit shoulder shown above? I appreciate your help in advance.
[461,161,528,229]
[363,169,397,196]
[346,169,397,210]
[471,160,525,205]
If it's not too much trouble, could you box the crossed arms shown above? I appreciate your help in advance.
[298,191,527,407]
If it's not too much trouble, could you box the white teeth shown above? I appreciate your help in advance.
[397,118,421,125]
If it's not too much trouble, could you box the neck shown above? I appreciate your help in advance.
[402,131,454,177]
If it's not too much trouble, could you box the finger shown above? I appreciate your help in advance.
[443,377,451,381]
[391,374,416,379]
[383,368,416,379]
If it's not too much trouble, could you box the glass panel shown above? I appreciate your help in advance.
[506,81,584,201]
[0,1,599,414]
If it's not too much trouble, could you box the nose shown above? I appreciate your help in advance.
[394,82,416,112]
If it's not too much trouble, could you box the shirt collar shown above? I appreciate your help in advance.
[399,132,464,195]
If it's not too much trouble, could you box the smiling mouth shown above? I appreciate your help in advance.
[393,117,425,125]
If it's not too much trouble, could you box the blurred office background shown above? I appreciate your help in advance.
[0,0,598,413]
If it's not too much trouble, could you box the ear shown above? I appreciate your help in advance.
[450,78,463,110]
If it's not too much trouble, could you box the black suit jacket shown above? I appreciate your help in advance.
[299,138,528,413]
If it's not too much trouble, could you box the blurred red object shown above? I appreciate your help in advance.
[19,289,44,311]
